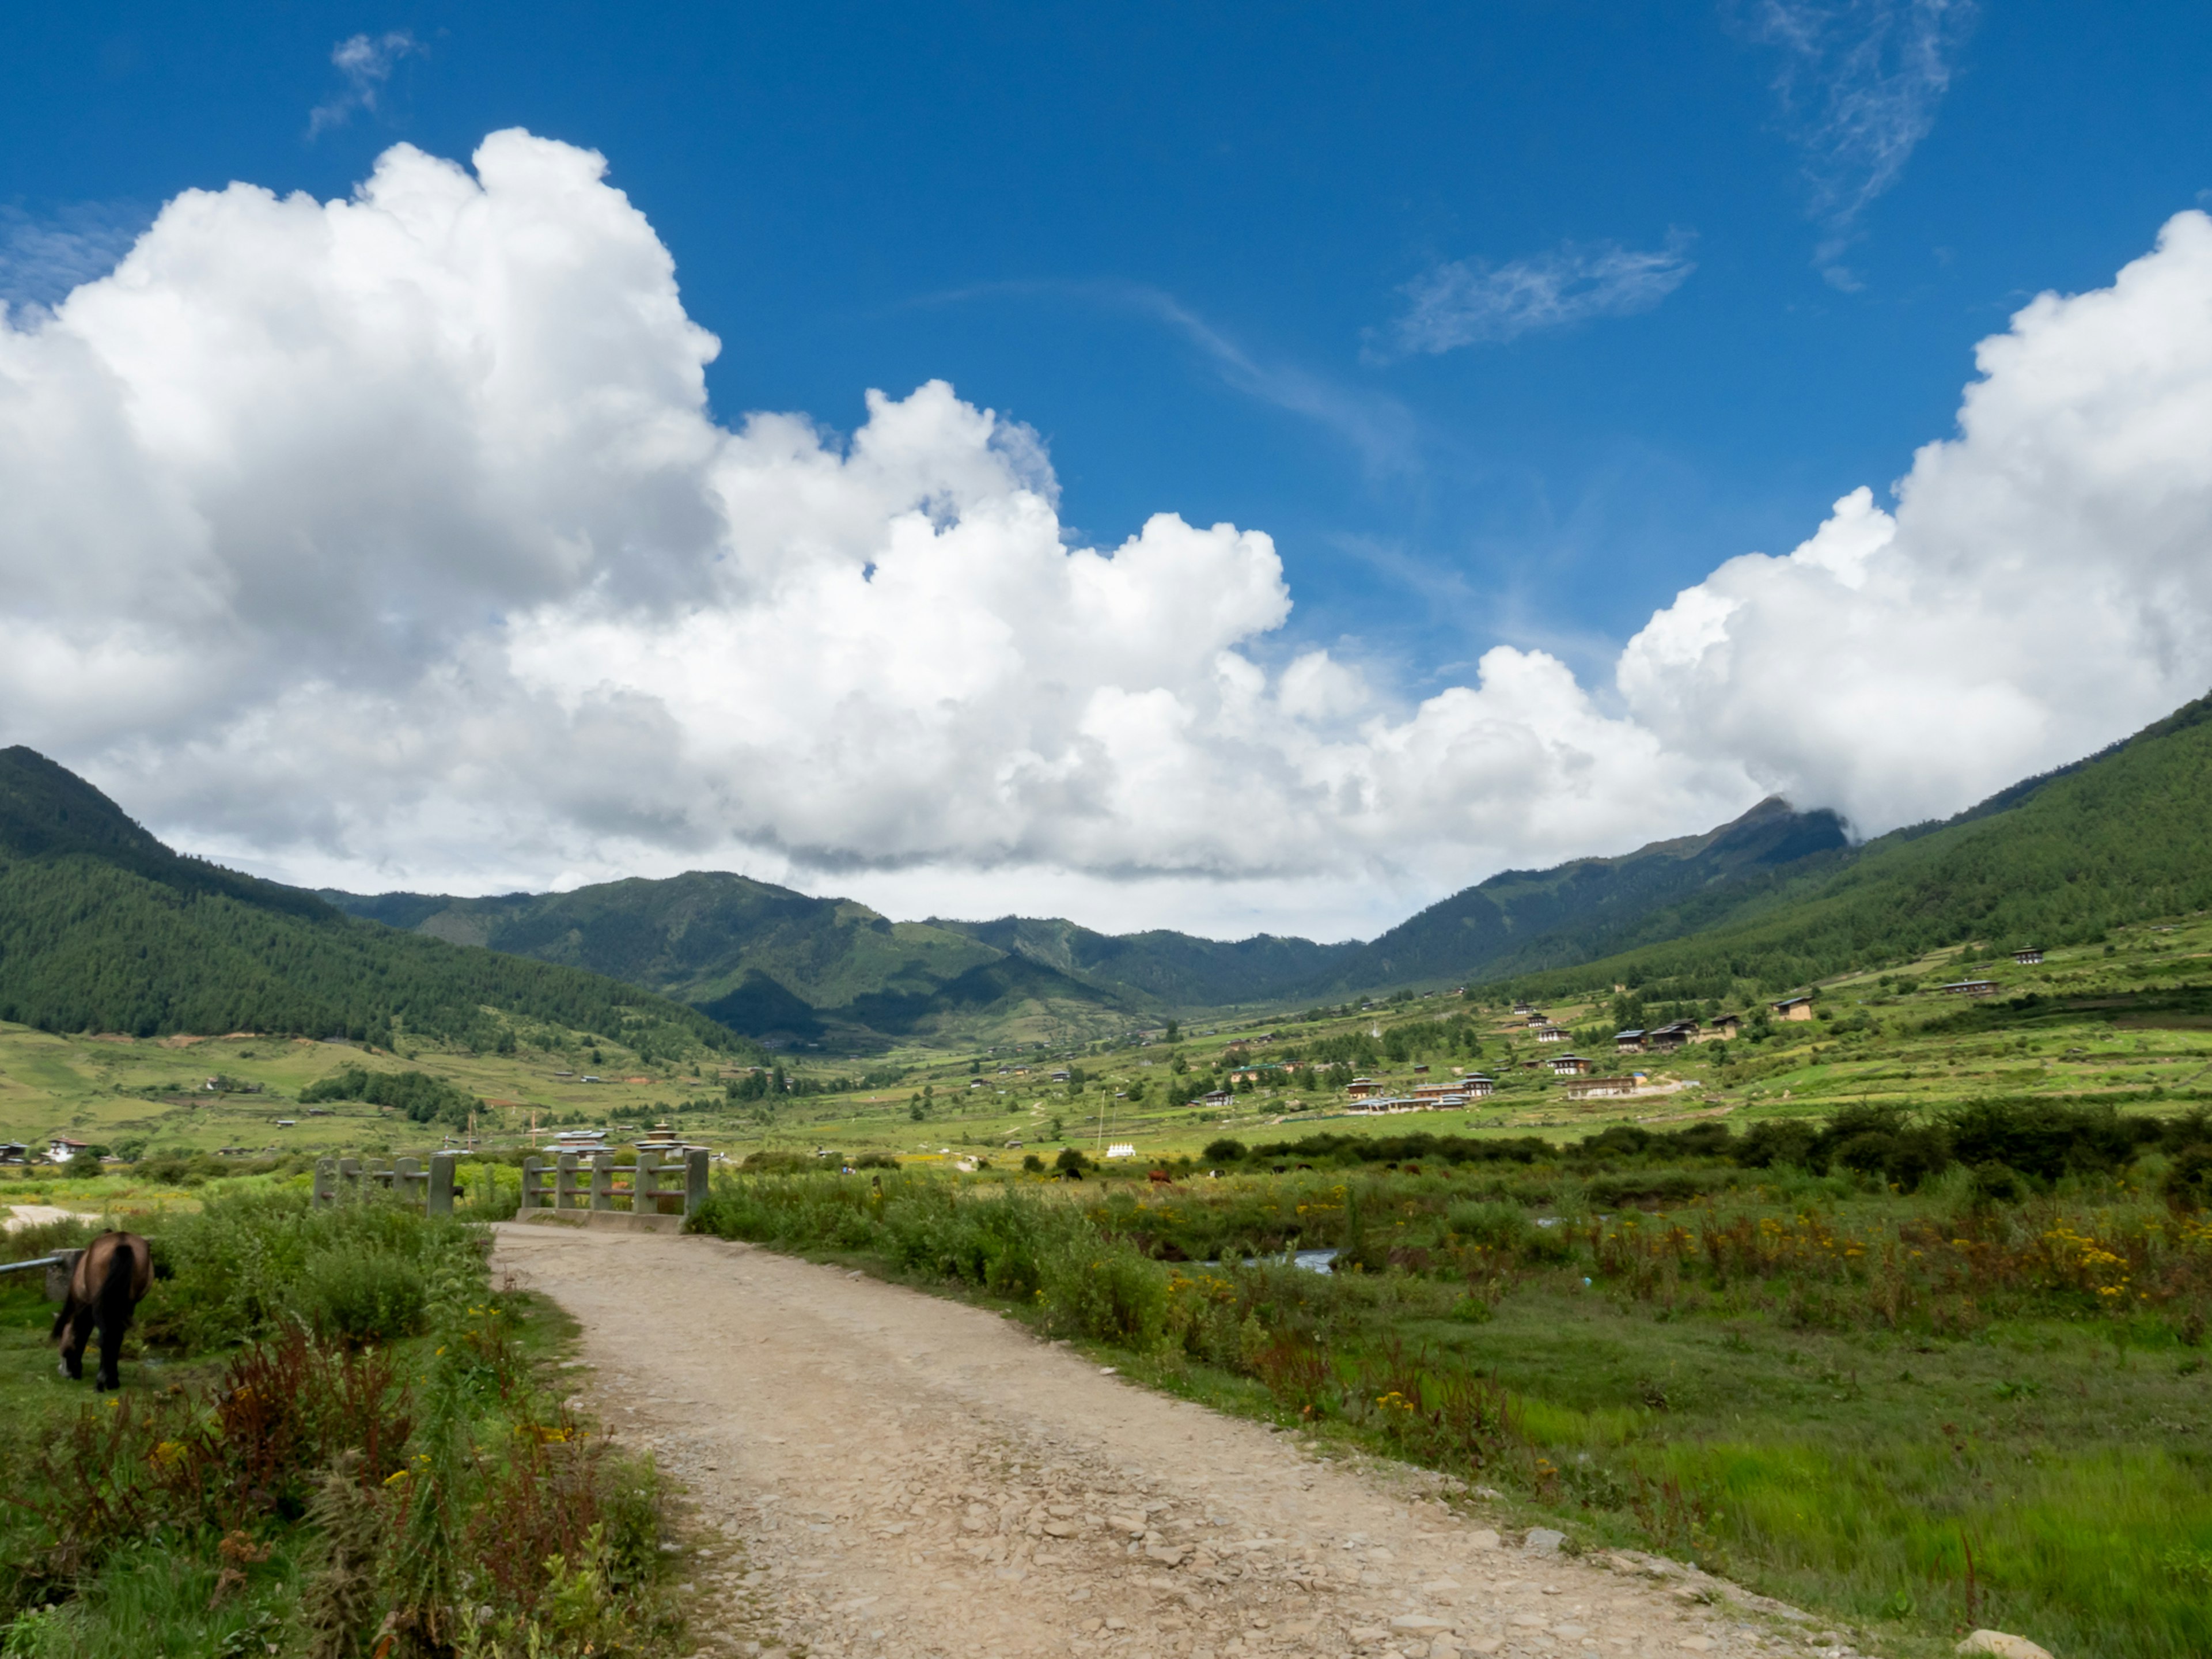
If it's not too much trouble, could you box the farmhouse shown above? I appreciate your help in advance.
[2013,948,2044,965]
[1647,1020,1700,1050]
[1457,1073,1497,1097]
[1614,1028,1646,1053]
[1703,1014,1743,1040]
[1344,1077,1384,1098]
[0,1142,26,1164]
[1771,996,1815,1021]
[1563,1075,1638,1099]
[46,1135,89,1163]
[1939,979,2000,997]
[1201,1089,1234,1108]
[1546,1054,1595,1077]
[1534,1024,1570,1044]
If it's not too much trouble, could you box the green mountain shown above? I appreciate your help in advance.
[0,747,752,1058]
[1496,692,2212,1005]
[316,804,1849,1044]
[1321,796,1852,993]
[323,873,1143,1046]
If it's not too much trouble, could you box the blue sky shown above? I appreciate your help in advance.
[5,3,2212,936]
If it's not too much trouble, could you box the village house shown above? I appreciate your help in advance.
[1522,1012,1551,1028]
[1535,1024,1570,1044]
[1938,979,1999,997]
[1614,1028,1646,1054]
[1458,1073,1497,1097]
[1546,1054,1595,1077]
[0,1142,27,1164]
[1647,1020,1700,1051]
[1563,1075,1639,1100]
[1700,1014,1742,1041]
[46,1135,89,1162]
[1771,996,1815,1021]
[2013,948,2044,965]
[1202,1089,1234,1108]
[1344,1077,1384,1098]
[1512,1001,1536,1015]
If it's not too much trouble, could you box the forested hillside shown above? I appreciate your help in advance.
[0,748,753,1054]
[1501,692,2212,1004]
[1320,797,1851,991]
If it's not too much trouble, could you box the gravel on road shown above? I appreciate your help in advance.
[491,1223,1866,1659]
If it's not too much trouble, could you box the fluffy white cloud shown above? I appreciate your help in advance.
[4,131,2211,939]
[1619,208,2212,827]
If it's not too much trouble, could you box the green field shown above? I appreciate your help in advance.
[8,907,2212,1176]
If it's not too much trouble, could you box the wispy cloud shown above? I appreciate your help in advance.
[1116,286,1424,479]
[1374,233,1697,360]
[910,278,1425,480]
[1743,0,1978,288]
[0,203,148,312]
[307,31,426,138]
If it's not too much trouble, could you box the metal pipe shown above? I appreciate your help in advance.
[0,1255,63,1275]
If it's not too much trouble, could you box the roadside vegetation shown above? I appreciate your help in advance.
[0,1182,679,1657]
[691,1093,2212,1659]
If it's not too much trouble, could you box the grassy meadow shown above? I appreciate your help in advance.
[692,1115,2212,1659]
[0,1181,683,1657]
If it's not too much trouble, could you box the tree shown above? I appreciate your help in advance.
[1163,1020,1180,1043]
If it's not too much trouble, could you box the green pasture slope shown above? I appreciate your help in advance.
[1495,691,2212,1009]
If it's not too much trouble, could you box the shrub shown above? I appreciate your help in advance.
[1447,1200,1532,1252]
[1040,1237,1168,1347]
[1203,1138,1247,1164]
[296,1251,428,1348]
[1969,1162,2026,1207]
[2164,1145,2212,1212]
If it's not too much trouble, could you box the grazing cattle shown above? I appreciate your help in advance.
[52,1231,153,1392]
[1147,1169,1173,1185]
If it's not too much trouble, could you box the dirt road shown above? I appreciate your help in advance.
[491,1224,1859,1659]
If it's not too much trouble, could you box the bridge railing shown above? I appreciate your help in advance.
[311,1152,464,1215]
[518,1148,709,1223]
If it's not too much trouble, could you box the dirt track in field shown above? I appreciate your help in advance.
[490,1224,1863,1659]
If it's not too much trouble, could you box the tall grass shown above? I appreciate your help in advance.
[694,1160,2212,1658]
[0,1193,679,1658]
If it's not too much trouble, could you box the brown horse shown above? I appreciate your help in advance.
[52,1231,153,1392]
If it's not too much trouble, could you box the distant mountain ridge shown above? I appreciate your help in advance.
[1495,690,2212,1004]
[0,747,751,1054]
[320,799,1859,1042]
[14,683,2210,1052]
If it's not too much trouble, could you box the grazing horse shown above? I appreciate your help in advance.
[52,1230,153,1392]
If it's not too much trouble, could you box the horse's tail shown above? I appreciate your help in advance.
[95,1238,135,1334]
[49,1294,74,1342]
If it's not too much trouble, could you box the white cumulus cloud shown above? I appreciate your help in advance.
[2,131,2211,940]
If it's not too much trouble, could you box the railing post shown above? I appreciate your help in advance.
[590,1153,614,1211]
[635,1149,659,1215]
[555,1152,578,1210]
[428,1152,457,1217]
[522,1156,544,1212]
[685,1148,709,1221]
[312,1158,334,1208]
[338,1157,362,1200]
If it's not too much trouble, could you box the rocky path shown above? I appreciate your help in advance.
[491,1224,1868,1659]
